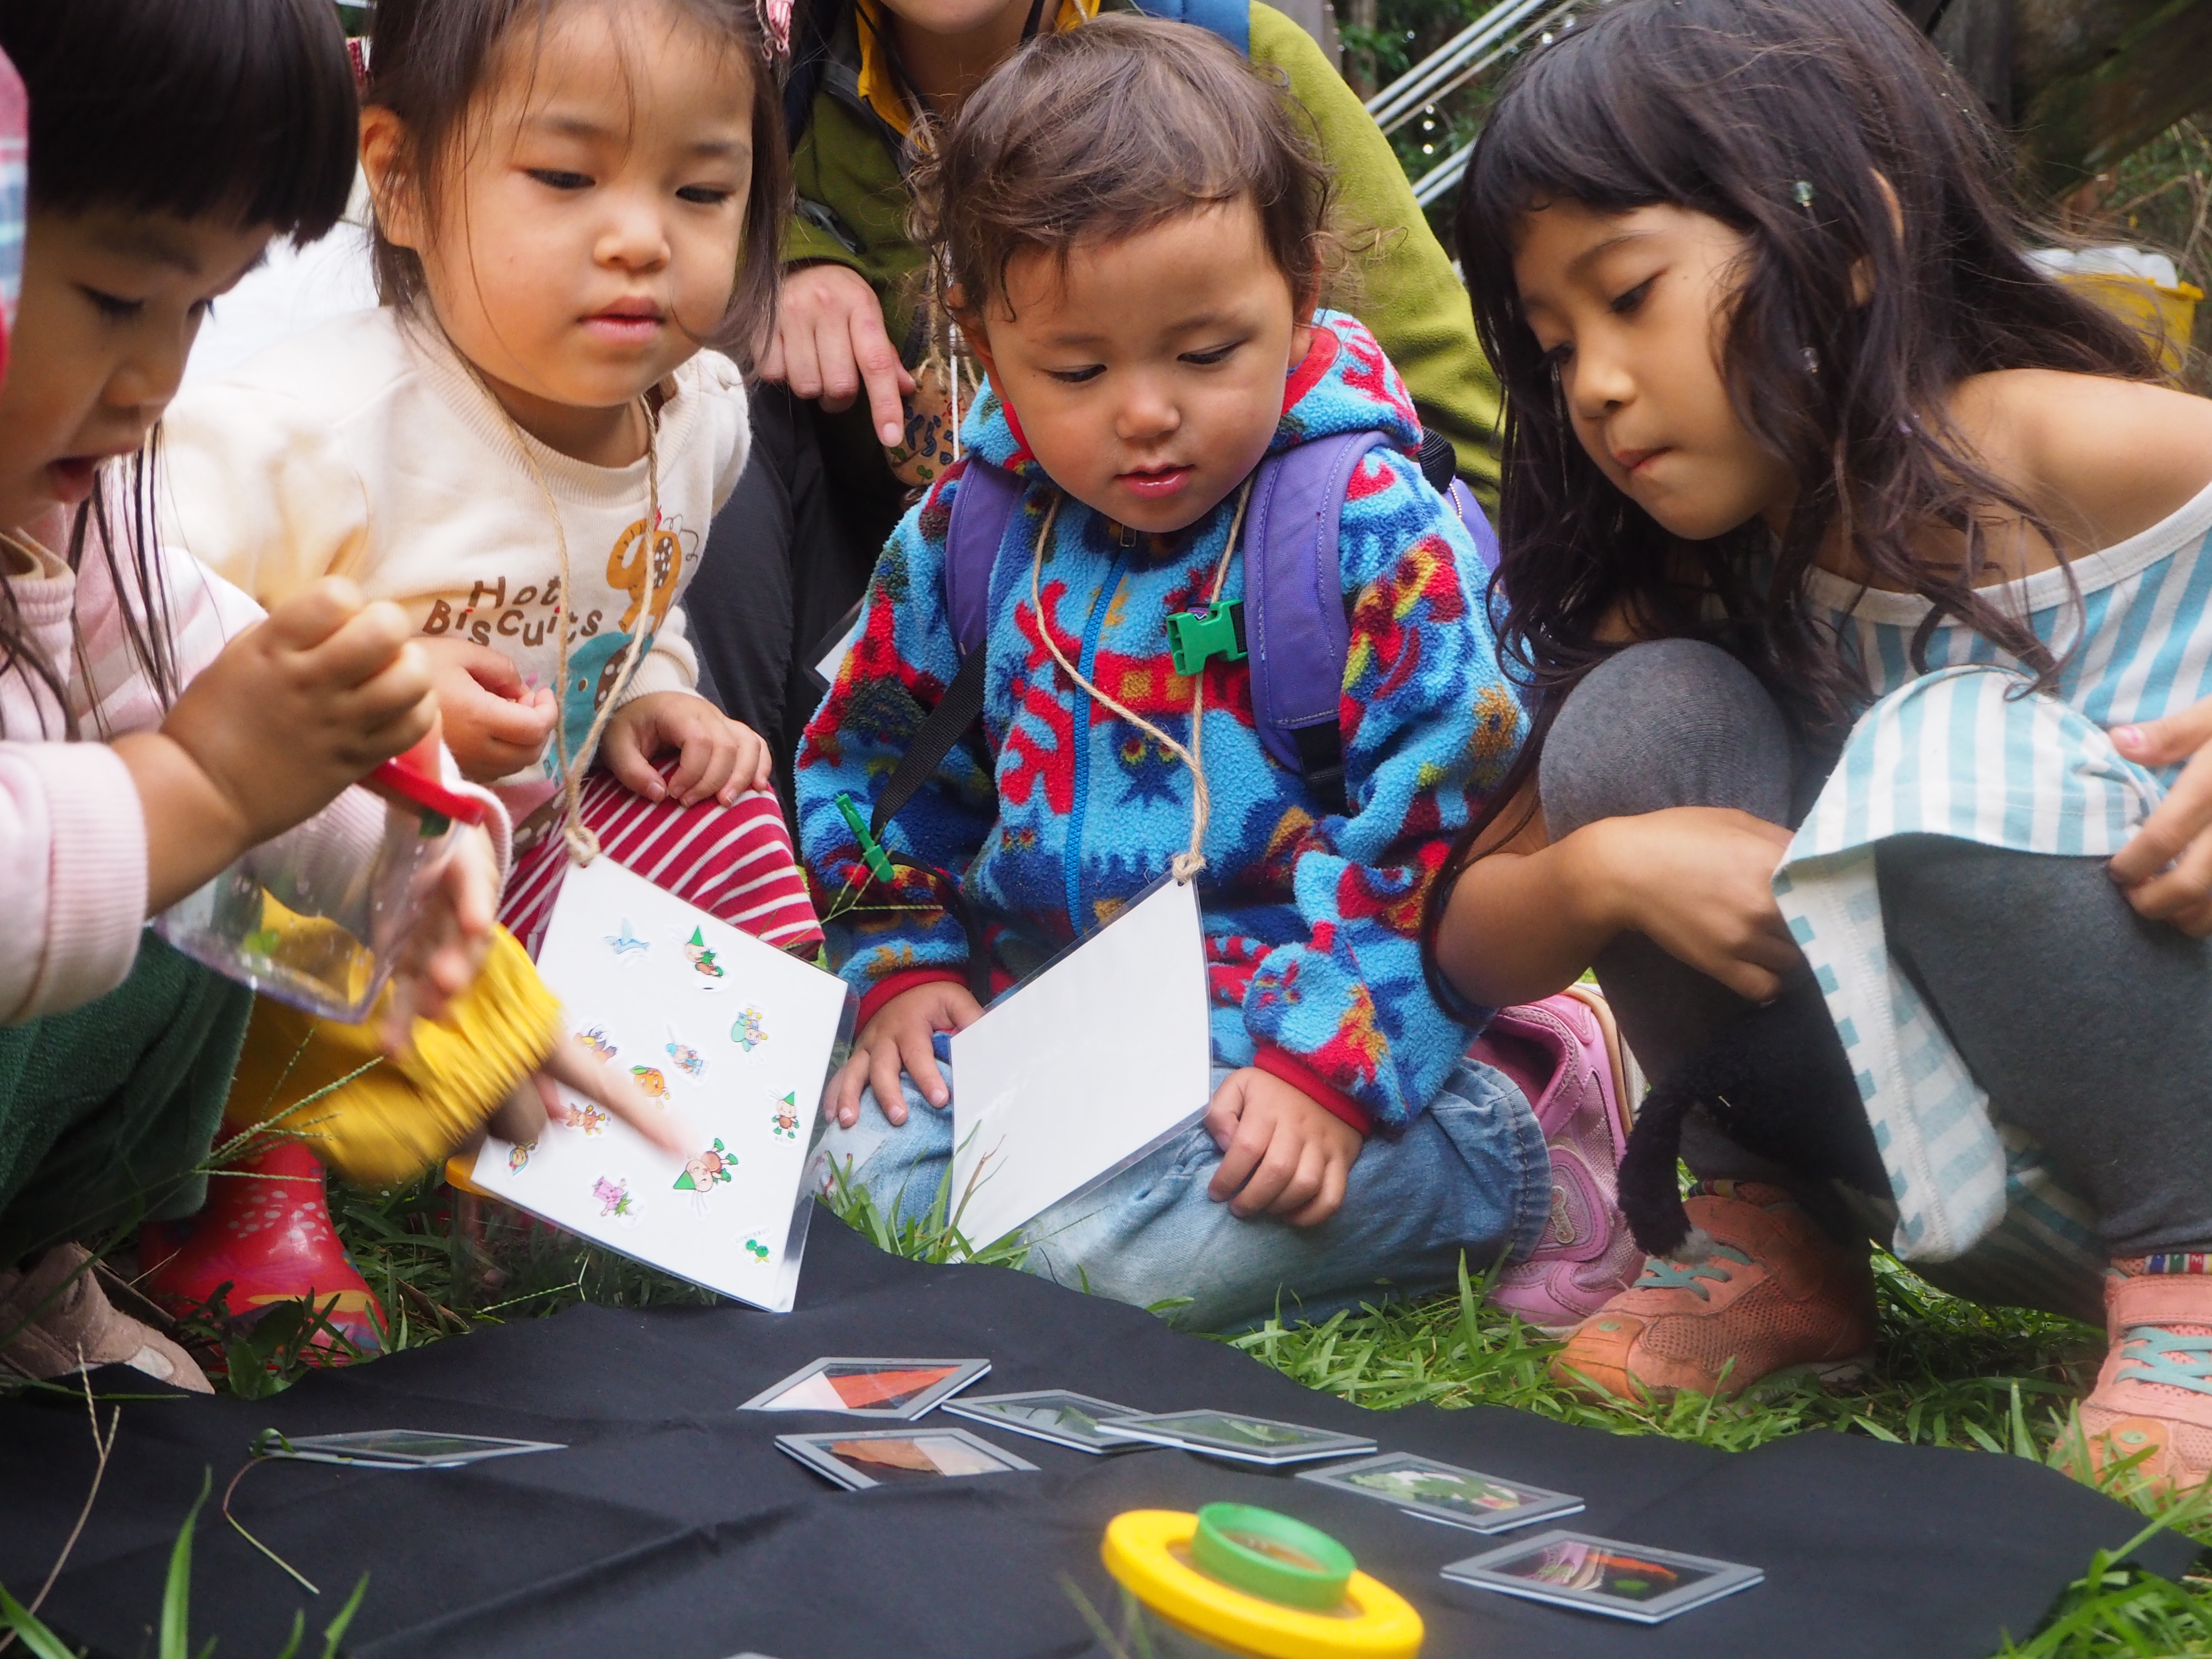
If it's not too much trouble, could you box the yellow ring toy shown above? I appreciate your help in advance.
[1101,1508,1423,1659]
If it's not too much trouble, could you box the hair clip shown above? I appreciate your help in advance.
[1791,180,1815,211]
[347,37,370,90]
[757,0,793,59]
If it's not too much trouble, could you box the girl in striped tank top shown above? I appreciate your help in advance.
[1425,0,2212,1498]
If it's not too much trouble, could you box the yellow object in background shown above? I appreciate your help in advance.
[2058,271,2202,376]
[222,926,563,1187]
[1101,1508,1423,1659]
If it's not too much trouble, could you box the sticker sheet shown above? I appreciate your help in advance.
[472,856,854,1310]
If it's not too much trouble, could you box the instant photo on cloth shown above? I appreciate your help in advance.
[1441,1529,1764,1623]
[1298,1451,1584,1535]
[941,1389,1147,1454]
[738,1358,992,1418]
[470,857,855,1312]
[774,1428,1038,1491]
[1092,1408,1375,1466]
[253,1430,566,1469]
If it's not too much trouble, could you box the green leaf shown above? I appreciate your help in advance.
[0,1583,86,1659]
[317,1576,369,1659]
[160,1471,212,1659]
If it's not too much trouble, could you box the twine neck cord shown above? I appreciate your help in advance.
[1026,478,1253,884]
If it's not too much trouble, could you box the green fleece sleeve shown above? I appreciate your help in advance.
[1250,3,1501,493]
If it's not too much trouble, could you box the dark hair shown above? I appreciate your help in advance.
[1418,0,2159,1007]
[915,13,1335,317]
[364,0,790,367]
[0,0,360,733]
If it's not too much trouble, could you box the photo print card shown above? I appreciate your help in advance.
[1441,1530,1763,1624]
[739,1357,992,1419]
[470,856,855,1311]
[1091,1408,1375,1466]
[775,1428,1038,1491]
[942,1389,1147,1454]
[254,1430,565,1469]
[1297,1452,1583,1535]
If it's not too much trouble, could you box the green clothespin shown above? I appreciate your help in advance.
[836,793,896,884]
[1167,602,1247,676]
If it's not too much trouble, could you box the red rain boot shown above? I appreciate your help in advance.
[142,1138,384,1365]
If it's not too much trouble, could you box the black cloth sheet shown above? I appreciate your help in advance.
[0,1214,2194,1658]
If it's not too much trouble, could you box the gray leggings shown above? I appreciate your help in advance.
[1540,638,2212,1259]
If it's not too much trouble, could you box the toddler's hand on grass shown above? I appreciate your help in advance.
[379,824,499,1053]
[417,637,556,782]
[1204,1068,1364,1227]
[2111,697,2212,935]
[601,691,772,806]
[830,980,984,1128]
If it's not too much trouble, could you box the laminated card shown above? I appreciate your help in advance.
[947,875,1212,1249]
[472,856,853,1311]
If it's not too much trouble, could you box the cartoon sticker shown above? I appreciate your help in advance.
[743,1236,772,1263]
[605,919,650,959]
[630,1065,669,1101]
[574,1026,618,1063]
[592,1176,642,1227]
[508,1141,536,1174]
[683,927,725,981]
[674,1139,735,1193]
[730,1006,768,1051]
[664,1033,706,1082]
[770,1092,799,1141]
[569,1103,611,1137]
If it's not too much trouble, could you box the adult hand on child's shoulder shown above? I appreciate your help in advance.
[418,637,557,783]
[830,980,985,1128]
[1204,1069,1364,1228]
[758,262,915,449]
[2109,697,2212,935]
[601,692,773,806]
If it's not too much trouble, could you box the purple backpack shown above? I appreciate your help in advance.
[938,428,1498,813]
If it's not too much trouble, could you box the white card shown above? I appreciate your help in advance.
[946,875,1211,1249]
[471,856,854,1310]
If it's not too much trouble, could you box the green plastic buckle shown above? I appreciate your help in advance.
[1167,603,1246,676]
[836,793,896,885]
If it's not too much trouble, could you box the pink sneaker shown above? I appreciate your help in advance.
[1476,987,1642,1334]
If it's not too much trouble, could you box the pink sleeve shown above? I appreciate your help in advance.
[0,739,149,1023]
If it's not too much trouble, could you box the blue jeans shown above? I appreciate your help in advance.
[811,1060,1551,1333]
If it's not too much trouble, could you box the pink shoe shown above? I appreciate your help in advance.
[2063,1262,2212,1499]
[1476,987,1642,1334]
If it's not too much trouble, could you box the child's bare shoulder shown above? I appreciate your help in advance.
[1956,368,2212,553]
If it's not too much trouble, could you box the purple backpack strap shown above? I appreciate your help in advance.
[1242,430,1392,780]
[943,456,1023,656]
[1451,478,1501,576]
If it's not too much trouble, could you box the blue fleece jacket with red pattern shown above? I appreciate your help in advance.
[794,313,1522,1130]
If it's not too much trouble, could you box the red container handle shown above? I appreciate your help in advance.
[368,730,489,827]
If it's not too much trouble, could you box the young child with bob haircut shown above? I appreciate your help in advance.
[797,15,1632,1332]
[1429,0,2212,1495]
[159,0,821,960]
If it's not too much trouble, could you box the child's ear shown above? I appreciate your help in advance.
[360,106,425,253]
[952,292,999,385]
[1850,171,1906,306]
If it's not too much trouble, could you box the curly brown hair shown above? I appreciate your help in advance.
[912,13,1338,321]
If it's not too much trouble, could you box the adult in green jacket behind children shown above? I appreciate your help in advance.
[686,0,1501,790]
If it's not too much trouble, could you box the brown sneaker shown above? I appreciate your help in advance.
[0,1243,212,1393]
[2060,1264,2212,1500]
[1551,1181,1877,1402]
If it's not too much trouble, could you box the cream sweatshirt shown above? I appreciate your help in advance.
[159,308,752,817]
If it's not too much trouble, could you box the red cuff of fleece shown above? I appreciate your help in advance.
[856,968,969,1028]
[1251,1046,1372,1136]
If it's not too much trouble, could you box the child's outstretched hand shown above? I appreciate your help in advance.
[417,637,557,782]
[1204,1069,1364,1227]
[2110,698,2212,935]
[378,825,501,1052]
[829,980,984,1127]
[488,1035,694,1160]
[124,577,436,912]
[601,691,772,807]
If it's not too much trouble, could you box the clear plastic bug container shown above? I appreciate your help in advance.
[154,735,487,1023]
